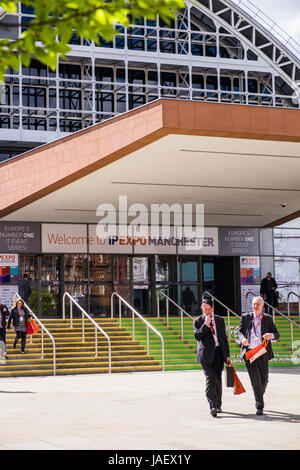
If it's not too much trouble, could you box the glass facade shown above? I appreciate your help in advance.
[273,220,300,305]
[1,1,299,162]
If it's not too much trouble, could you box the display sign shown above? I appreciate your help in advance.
[177,227,219,255]
[241,284,261,313]
[0,223,41,253]
[42,224,88,253]
[132,226,177,255]
[88,225,219,255]
[0,285,18,310]
[88,225,134,254]
[0,253,19,284]
[240,257,260,285]
[219,228,259,256]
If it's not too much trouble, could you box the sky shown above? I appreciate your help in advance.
[248,0,300,42]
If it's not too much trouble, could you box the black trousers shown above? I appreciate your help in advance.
[245,354,269,411]
[14,331,27,351]
[202,347,224,410]
[265,293,274,313]
[0,327,6,344]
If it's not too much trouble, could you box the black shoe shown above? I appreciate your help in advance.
[21,350,25,354]
[210,408,217,417]
[217,408,222,413]
[256,409,264,416]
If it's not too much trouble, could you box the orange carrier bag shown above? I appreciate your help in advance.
[227,360,246,395]
[27,318,40,335]
[245,339,269,364]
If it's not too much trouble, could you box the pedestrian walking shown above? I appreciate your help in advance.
[237,296,280,415]
[7,299,32,354]
[193,297,231,417]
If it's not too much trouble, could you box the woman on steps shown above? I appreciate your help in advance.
[7,299,32,354]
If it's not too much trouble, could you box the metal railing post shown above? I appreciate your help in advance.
[166,298,169,326]
[111,292,165,371]
[227,309,231,338]
[147,326,149,355]
[82,311,85,343]
[13,293,56,376]
[95,328,98,358]
[63,292,112,372]
[287,291,300,324]
[132,309,135,341]
[111,295,114,319]
[70,301,73,329]
[41,329,44,358]
[180,310,184,340]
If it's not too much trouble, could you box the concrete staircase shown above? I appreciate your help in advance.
[0,318,161,377]
[121,315,300,370]
[1,313,299,377]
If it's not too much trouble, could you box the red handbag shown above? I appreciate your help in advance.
[27,318,40,335]
[227,360,246,395]
[233,366,246,395]
[26,320,34,335]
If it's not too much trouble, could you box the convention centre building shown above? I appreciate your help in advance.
[1,0,300,321]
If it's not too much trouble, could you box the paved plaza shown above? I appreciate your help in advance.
[0,368,299,451]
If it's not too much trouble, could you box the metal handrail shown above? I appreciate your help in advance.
[287,291,300,324]
[12,293,56,376]
[111,292,165,371]
[157,290,193,340]
[245,290,300,350]
[203,291,241,339]
[62,292,112,373]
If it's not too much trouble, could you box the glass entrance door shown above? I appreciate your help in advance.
[202,256,236,315]
[133,256,151,314]
[40,255,61,316]
[112,256,152,315]
[178,256,200,315]
[113,255,132,315]
[64,254,88,315]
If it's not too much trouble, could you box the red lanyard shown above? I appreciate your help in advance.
[209,316,215,335]
[252,313,263,337]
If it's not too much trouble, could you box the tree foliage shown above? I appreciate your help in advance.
[0,0,184,81]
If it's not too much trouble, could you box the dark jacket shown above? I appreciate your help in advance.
[0,304,9,328]
[7,307,31,330]
[237,312,280,360]
[18,278,32,300]
[193,314,230,365]
[260,277,277,296]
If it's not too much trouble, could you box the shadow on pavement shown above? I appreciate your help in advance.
[0,391,35,394]
[220,410,300,423]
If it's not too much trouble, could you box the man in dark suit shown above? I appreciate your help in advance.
[193,298,231,417]
[238,296,280,415]
[19,273,32,304]
[260,272,277,314]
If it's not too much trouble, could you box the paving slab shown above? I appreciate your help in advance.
[0,368,299,450]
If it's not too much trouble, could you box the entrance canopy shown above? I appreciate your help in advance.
[0,99,300,227]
